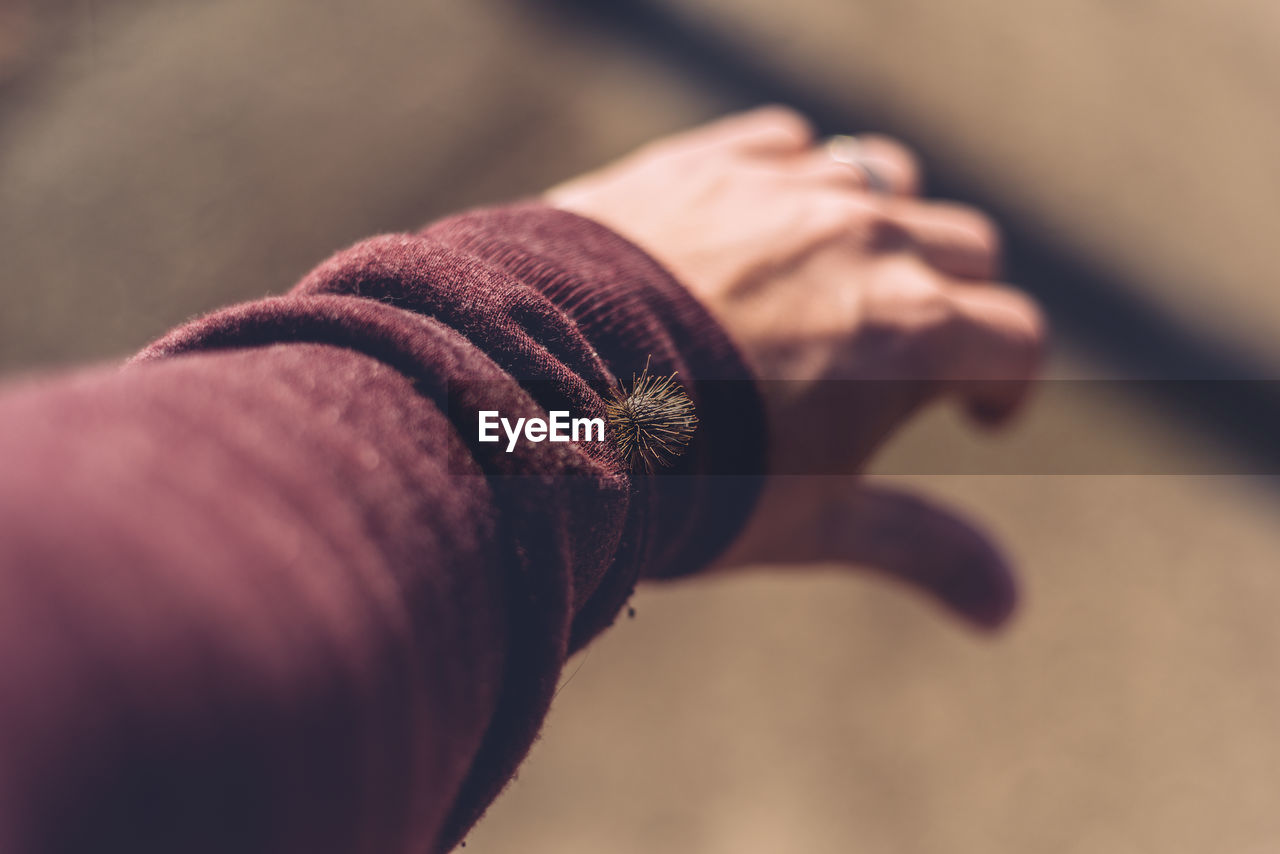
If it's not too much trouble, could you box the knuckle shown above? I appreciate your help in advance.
[914,288,964,346]
[947,204,1004,259]
[813,159,867,190]
[873,262,960,374]
[859,134,923,190]
[808,195,920,252]
[810,196,874,239]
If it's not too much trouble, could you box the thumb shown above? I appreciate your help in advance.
[809,484,1019,629]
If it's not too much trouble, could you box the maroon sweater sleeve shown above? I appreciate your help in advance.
[0,204,766,854]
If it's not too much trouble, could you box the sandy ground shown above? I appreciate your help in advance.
[1,1,1279,852]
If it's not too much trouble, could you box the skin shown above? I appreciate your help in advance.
[548,106,1046,629]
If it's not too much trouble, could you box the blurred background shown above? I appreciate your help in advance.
[2,0,1280,851]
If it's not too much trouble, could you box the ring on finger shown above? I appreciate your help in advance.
[824,135,891,194]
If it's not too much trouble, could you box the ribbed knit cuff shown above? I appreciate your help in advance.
[421,202,768,583]
[136,202,769,635]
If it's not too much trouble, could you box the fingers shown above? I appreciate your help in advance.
[812,484,1019,629]
[796,134,922,197]
[853,251,1043,426]
[663,108,927,207]
[942,282,1047,425]
[820,134,922,196]
[808,190,1001,280]
[856,135,923,196]
[883,200,1002,280]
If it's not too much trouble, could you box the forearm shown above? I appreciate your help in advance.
[0,205,765,853]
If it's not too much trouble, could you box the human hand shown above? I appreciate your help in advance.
[547,107,1045,629]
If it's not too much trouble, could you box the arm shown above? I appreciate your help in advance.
[0,107,1043,854]
[0,204,764,854]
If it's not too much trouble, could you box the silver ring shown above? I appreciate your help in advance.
[825,134,890,193]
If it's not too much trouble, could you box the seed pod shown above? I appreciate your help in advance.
[605,358,698,473]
